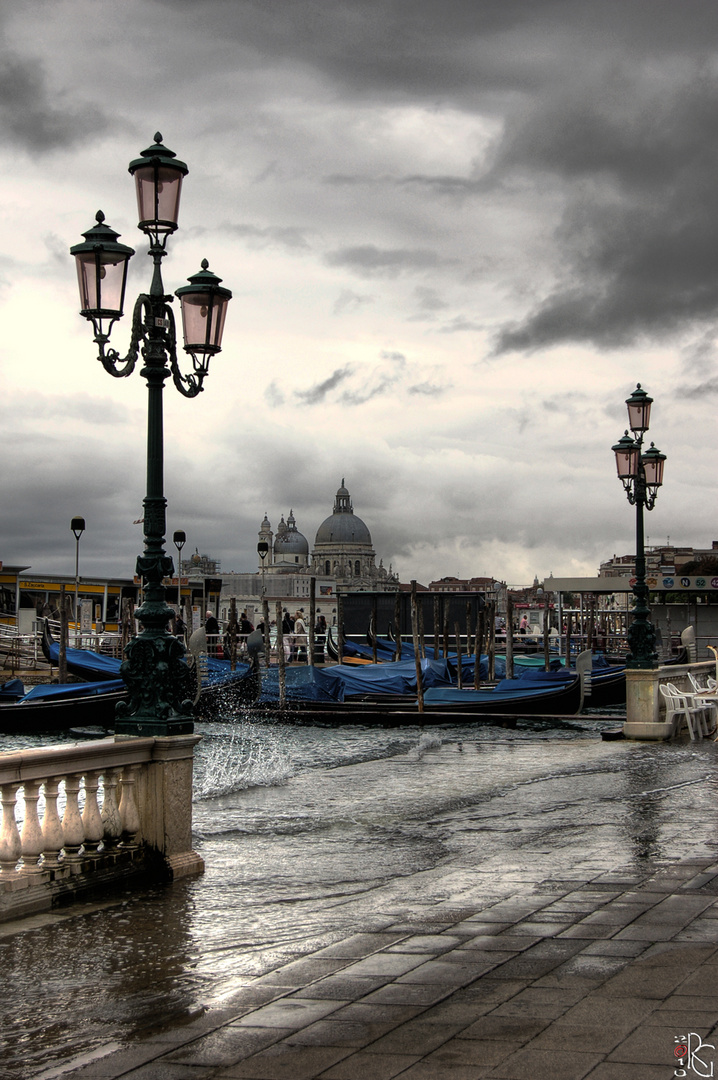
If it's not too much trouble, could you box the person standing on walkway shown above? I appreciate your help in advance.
[205,609,220,657]
[294,610,308,662]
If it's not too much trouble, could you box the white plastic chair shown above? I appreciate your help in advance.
[686,673,718,733]
[660,683,706,740]
[688,672,714,695]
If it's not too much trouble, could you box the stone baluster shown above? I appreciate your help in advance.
[41,777,64,869]
[118,765,141,850]
[81,771,103,857]
[0,786,21,876]
[20,781,45,873]
[101,768,122,851]
[0,784,21,874]
[62,774,85,865]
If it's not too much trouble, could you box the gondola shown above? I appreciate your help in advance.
[0,625,261,734]
[242,651,592,722]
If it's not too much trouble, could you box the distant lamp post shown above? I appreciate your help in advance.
[173,530,186,613]
[612,384,666,669]
[70,516,85,646]
[257,540,269,597]
[71,133,232,736]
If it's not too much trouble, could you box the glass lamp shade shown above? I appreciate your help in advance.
[70,212,134,320]
[612,432,641,479]
[625,383,653,434]
[70,516,86,539]
[128,133,188,238]
[173,530,186,549]
[642,442,666,489]
[175,260,232,356]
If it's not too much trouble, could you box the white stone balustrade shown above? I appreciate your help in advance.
[0,735,204,922]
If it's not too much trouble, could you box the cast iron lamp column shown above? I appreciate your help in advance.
[612,384,666,670]
[71,134,232,736]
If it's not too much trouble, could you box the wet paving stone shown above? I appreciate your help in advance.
[162,1025,294,1066]
[214,1040,352,1078]
[317,1050,423,1080]
[384,933,465,953]
[231,997,349,1030]
[486,1045,604,1079]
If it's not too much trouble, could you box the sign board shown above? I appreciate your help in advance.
[633,575,718,592]
[80,599,93,633]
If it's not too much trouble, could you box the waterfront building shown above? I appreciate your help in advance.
[0,565,138,634]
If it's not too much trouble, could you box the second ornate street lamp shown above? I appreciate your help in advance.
[612,384,667,669]
[71,134,232,736]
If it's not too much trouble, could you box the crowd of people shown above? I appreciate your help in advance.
[195,607,329,663]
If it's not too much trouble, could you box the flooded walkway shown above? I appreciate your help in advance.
[41,854,718,1079]
[2,718,718,1077]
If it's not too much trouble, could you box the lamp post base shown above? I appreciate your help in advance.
[115,715,195,738]
[116,620,196,738]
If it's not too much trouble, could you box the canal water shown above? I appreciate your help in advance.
[2,716,718,1078]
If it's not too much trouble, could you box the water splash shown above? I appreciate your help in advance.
[416,732,443,756]
[194,721,293,800]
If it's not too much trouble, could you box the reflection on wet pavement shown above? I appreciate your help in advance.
[2,720,717,1078]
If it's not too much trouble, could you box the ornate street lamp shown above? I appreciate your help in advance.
[71,134,232,736]
[612,384,666,669]
[70,516,85,647]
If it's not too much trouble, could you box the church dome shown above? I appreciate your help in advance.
[314,480,372,546]
[274,510,309,556]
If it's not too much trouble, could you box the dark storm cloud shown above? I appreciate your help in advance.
[676,376,718,399]
[221,222,314,251]
[151,0,718,354]
[0,50,109,153]
[481,56,718,352]
[414,287,449,313]
[408,381,447,397]
[325,245,448,278]
[332,289,374,315]
[2,432,145,577]
[294,365,354,404]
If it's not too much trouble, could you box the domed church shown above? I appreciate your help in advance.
[257,481,398,590]
[313,479,377,583]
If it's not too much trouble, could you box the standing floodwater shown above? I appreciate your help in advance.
[2,717,718,1078]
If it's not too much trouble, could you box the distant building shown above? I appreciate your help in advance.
[599,541,718,580]
[219,480,399,625]
[429,576,496,593]
[181,549,221,578]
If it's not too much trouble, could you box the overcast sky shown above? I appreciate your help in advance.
[2,0,717,587]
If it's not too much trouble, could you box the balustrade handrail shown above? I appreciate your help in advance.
[0,736,158,786]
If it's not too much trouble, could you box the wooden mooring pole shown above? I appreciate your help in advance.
[411,581,424,712]
[506,594,514,679]
[309,577,316,668]
[275,601,286,708]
